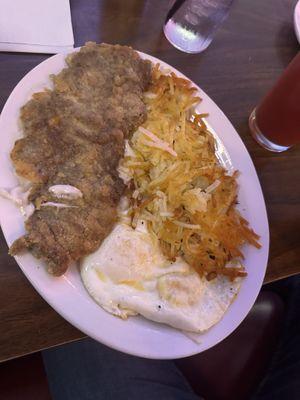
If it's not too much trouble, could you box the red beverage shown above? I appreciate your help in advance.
[249,52,300,152]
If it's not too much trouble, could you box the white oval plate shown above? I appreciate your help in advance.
[0,50,269,359]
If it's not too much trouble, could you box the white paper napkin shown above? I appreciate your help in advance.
[0,0,74,54]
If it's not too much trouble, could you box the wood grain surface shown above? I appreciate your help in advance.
[0,0,299,362]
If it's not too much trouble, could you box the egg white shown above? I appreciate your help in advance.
[81,222,241,333]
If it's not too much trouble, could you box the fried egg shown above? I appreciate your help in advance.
[81,222,241,333]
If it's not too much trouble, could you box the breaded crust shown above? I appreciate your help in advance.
[9,43,151,275]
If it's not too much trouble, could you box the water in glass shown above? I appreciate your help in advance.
[164,0,234,53]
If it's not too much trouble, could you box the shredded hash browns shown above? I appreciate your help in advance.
[118,65,261,280]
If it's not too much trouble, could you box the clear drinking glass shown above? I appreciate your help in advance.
[163,0,234,54]
[249,52,300,152]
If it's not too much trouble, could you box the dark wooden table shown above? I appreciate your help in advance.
[0,0,299,363]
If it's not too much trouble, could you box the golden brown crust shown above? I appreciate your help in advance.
[10,43,152,275]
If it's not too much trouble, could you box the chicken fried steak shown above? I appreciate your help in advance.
[9,43,151,275]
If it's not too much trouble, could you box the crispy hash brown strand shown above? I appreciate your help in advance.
[9,43,151,275]
[119,65,261,280]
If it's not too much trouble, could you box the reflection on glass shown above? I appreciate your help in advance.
[164,0,234,53]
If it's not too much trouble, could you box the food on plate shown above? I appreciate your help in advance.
[2,41,261,334]
[80,65,261,333]
[81,222,241,332]
[8,42,151,275]
[118,66,261,280]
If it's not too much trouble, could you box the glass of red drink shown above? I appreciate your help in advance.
[249,52,300,152]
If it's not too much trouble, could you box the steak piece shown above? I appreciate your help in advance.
[9,42,151,275]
